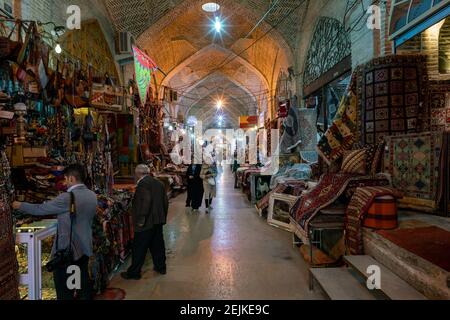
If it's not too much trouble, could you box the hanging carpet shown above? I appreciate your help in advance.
[383,131,444,211]
[357,54,428,145]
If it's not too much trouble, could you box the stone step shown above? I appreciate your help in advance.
[344,255,427,300]
[309,267,376,300]
[363,228,450,299]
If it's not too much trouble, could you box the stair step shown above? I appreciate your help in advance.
[344,255,427,300]
[310,268,376,300]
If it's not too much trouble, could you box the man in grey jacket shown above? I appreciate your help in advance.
[13,164,97,300]
[121,164,169,280]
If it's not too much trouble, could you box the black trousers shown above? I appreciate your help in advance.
[127,224,166,276]
[205,197,213,208]
[53,255,93,300]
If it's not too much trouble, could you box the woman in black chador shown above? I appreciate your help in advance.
[185,163,204,212]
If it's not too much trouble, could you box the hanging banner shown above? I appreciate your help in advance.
[239,116,258,129]
[132,45,158,106]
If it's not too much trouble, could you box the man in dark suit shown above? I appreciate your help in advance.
[13,165,97,300]
[121,164,169,280]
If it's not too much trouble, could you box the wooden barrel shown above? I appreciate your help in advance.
[363,195,398,229]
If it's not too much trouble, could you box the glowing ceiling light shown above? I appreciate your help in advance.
[168,125,174,131]
[202,2,220,12]
[216,100,223,109]
[55,43,62,54]
[218,115,224,121]
[214,17,222,33]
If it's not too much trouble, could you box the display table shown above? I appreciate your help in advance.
[15,219,57,300]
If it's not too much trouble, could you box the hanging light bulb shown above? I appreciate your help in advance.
[214,17,222,33]
[55,43,62,54]
[216,99,223,109]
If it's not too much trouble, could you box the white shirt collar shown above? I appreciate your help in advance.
[67,184,85,192]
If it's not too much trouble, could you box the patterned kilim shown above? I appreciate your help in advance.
[427,80,450,132]
[345,186,403,255]
[298,108,318,151]
[357,55,428,145]
[317,72,358,165]
[289,173,390,240]
[256,180,306,211]
[383,132,443,210]
[242,168,261,187]
[0,196,20,300]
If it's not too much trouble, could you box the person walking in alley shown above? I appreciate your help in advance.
[200,156,217,214]
[185,162,204,213]
[121,164,169,279]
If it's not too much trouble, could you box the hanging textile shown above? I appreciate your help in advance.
[0,150,20,300]
[356,55,428,145]
[132,46,157,107]
[317,72,358,165]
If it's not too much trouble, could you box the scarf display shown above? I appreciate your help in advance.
[90,192,133,294]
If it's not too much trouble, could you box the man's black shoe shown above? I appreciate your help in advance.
[153,267,167,275]
[120,272,141,280]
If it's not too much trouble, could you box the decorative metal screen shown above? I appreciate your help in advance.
[303,17,351,86]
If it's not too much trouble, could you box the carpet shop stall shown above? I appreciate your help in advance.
[0,17,139,300]
[244,53,449,297]
[290,54,449,298]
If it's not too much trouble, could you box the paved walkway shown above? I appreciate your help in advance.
[109,166,325,300]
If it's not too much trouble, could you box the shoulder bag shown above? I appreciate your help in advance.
[45,192,76,272]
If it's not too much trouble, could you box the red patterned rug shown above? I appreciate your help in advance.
[377,226,450,272]
[94,288,126,300]
[345,186,403,255]
[290,173,390,240]
[256,180,306,211]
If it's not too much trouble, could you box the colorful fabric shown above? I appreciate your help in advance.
[317,72,358,165]
[290,173,390,240]
[345,186,403,255]
[298,107,318,151]
[0,151,19,300]
[256,180,306,211]
[341,149,367,174]
[0,196,20,300]
[132,45,158,107]
[427,80,450,132]
[356,54,428,145]
[383,131,443,210]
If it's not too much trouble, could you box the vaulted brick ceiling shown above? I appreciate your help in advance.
[103,0,305,127]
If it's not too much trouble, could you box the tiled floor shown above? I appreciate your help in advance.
[109,166,325,300]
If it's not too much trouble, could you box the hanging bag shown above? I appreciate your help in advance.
[0,19,22,61]
[45,192,76,272]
